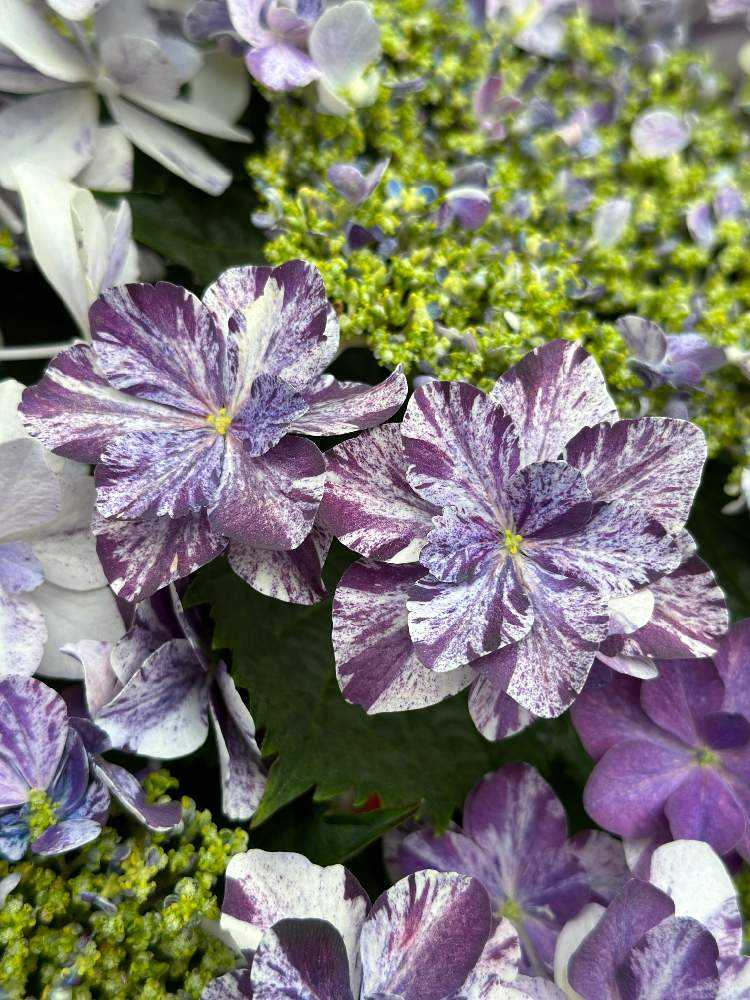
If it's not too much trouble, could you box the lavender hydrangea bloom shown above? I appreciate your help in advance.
[320,339,714,735]
[0,675,109,859]
[227,0,323,91]
[392,763,628,976]
[616,315,726,391]
[63,586,266,821]
[203,848,566,998]
[572,621,750,860]
[20,260,407,604]
[553,840,750,999]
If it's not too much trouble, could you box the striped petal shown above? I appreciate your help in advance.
[333,560,473,713]
[94,760,181,832]
[319,424,437,562]
[251,918,355,999]
[229,527,331,605]
[615,917,719,1000]
[290,368,407,436]
[489,340,618,465]
[209,663,266,822]
[0,676,68,806]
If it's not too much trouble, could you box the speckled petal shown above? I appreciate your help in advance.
[0,675,68,807]
[203,261,337,398]
[95,427,224,520]
[289,368,407,436]
[454,918,522,997]
[209,663,266,822]
[31,818,102,856]
[94,760,181,831]
[230,374,308,457]
[468,672,536,741]
[319,424,437,562]
[209,434,325,547]
[93,509,227,603]
[489,340,618,465]
[505,462,593,540]
[563,417,706,530]
[220,849,369,986]
[408,555,532,672]
[20,344,197,464]
[402,380,520,521]
[202,970,254,1000]
[359,870,491,1000]
[615,917,719,1000]
[251,918,355,998]
[333,560,473,713]
[229,527,331,605]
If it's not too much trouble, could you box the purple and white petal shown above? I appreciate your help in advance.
[61,640,119,720]
[100,36,182,103]
[397,826,501,897]
[208,434,325,547]
[47,730,90,816]
[95,639,209,759]
[407,557,533,673]
[563,417,706,531]
[439,187,491,231]
[420,508,502,583]
[649,840,743,961]
[468,672,536,741]
[592,198,631,248]
[568,830,629,904]
[319,425,437,562]
[582,740,690,838]
[246,41,320,91]
[308,0,381,92]
[220,849,369,983]
[288,368,407,436]
[203,260,337,397]
[359,871,491,999]
[229,527,331,605]
[229,374,308,459]
[506,461,593,540]
[20,344,197,464]
[615,916,719,1000]
[209,663,266,822]
[489,340,618,465]
[664,769,746,856]
[333,560,473,713]
[94,760,181,831]
[250,918,355,999]
[0,587,46,680]
[454,918,522,997]
[93,509,227,603]
[616,315,668,366]
[492,563,608,718]
[0,808,29,861]
[31,818,102,856]
[567,879,675,998]
[90,281,227,415]
[202,970,253,1000]
[629,556,728,660]
[327,158,389,205]
[401,380,520,521]
[687,203,716,249]
[0,676,68,807]
[632,109,691,158]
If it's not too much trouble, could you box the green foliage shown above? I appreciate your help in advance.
[0,772,246,1000]
[186,552,593,834]
[249,0,750,467]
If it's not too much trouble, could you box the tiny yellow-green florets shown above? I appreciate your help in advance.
[248,0,750,471]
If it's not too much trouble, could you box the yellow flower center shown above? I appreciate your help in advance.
[206,408,232,436]
[27,788,59,840]
[500,897,523,922]
[503,528,524,555]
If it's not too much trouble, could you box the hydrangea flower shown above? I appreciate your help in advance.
[686,185,744,249]
[572,621,750,860]
[0,675,109,859]
[0,0,251,195]
[616,314,726,392]
[20,259,407,603]
[631,109,691,159]
[392,763,628,976]
[63,586,266,821]
[204,848,566,998]
[0,379,124,681]
[320,339,713,736]
[553,840,750,999]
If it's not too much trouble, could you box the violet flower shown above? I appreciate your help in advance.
[554,840,750,999]
[63,586,266,821]
[226,0,324,91]
[0,675,109,859]
[572,620,750,860]
[687,184,744,249]
[474,74,523,140]
[20,259,407,604]
[204,848,566,998]
[328,157,389,206]
[631,109,691,159]
[617,314,726,391]
[392,763,628,976]
[320,339,714,738]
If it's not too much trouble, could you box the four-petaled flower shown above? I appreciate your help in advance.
[320,339,714,737]
[20,259,406,604]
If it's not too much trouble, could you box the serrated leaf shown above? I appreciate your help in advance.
[186,553,592,832]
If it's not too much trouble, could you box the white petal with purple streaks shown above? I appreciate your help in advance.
[209,664,266,822]
[229,528,331,605]
[250,918,355,999]
[0,676,68,807]
[289,368,407,436]
[489,340,618,465]
[94,760,181,831]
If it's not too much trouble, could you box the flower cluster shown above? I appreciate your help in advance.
[321,339,723,735]
[249,0,750,476]
[20,260,406,603]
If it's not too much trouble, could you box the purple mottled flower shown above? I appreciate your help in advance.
[203,848,566,998]
[20,260,406,604]
[392,763,628,976]
[572,621,750,860]
[63,586,266,821]
[474,74,523,140]
[616,314,726,391]
[554,839,749,999]
[319,339,716,736]
[328,158,389,206]
[0,675,109,859]
[227,0,323,91]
